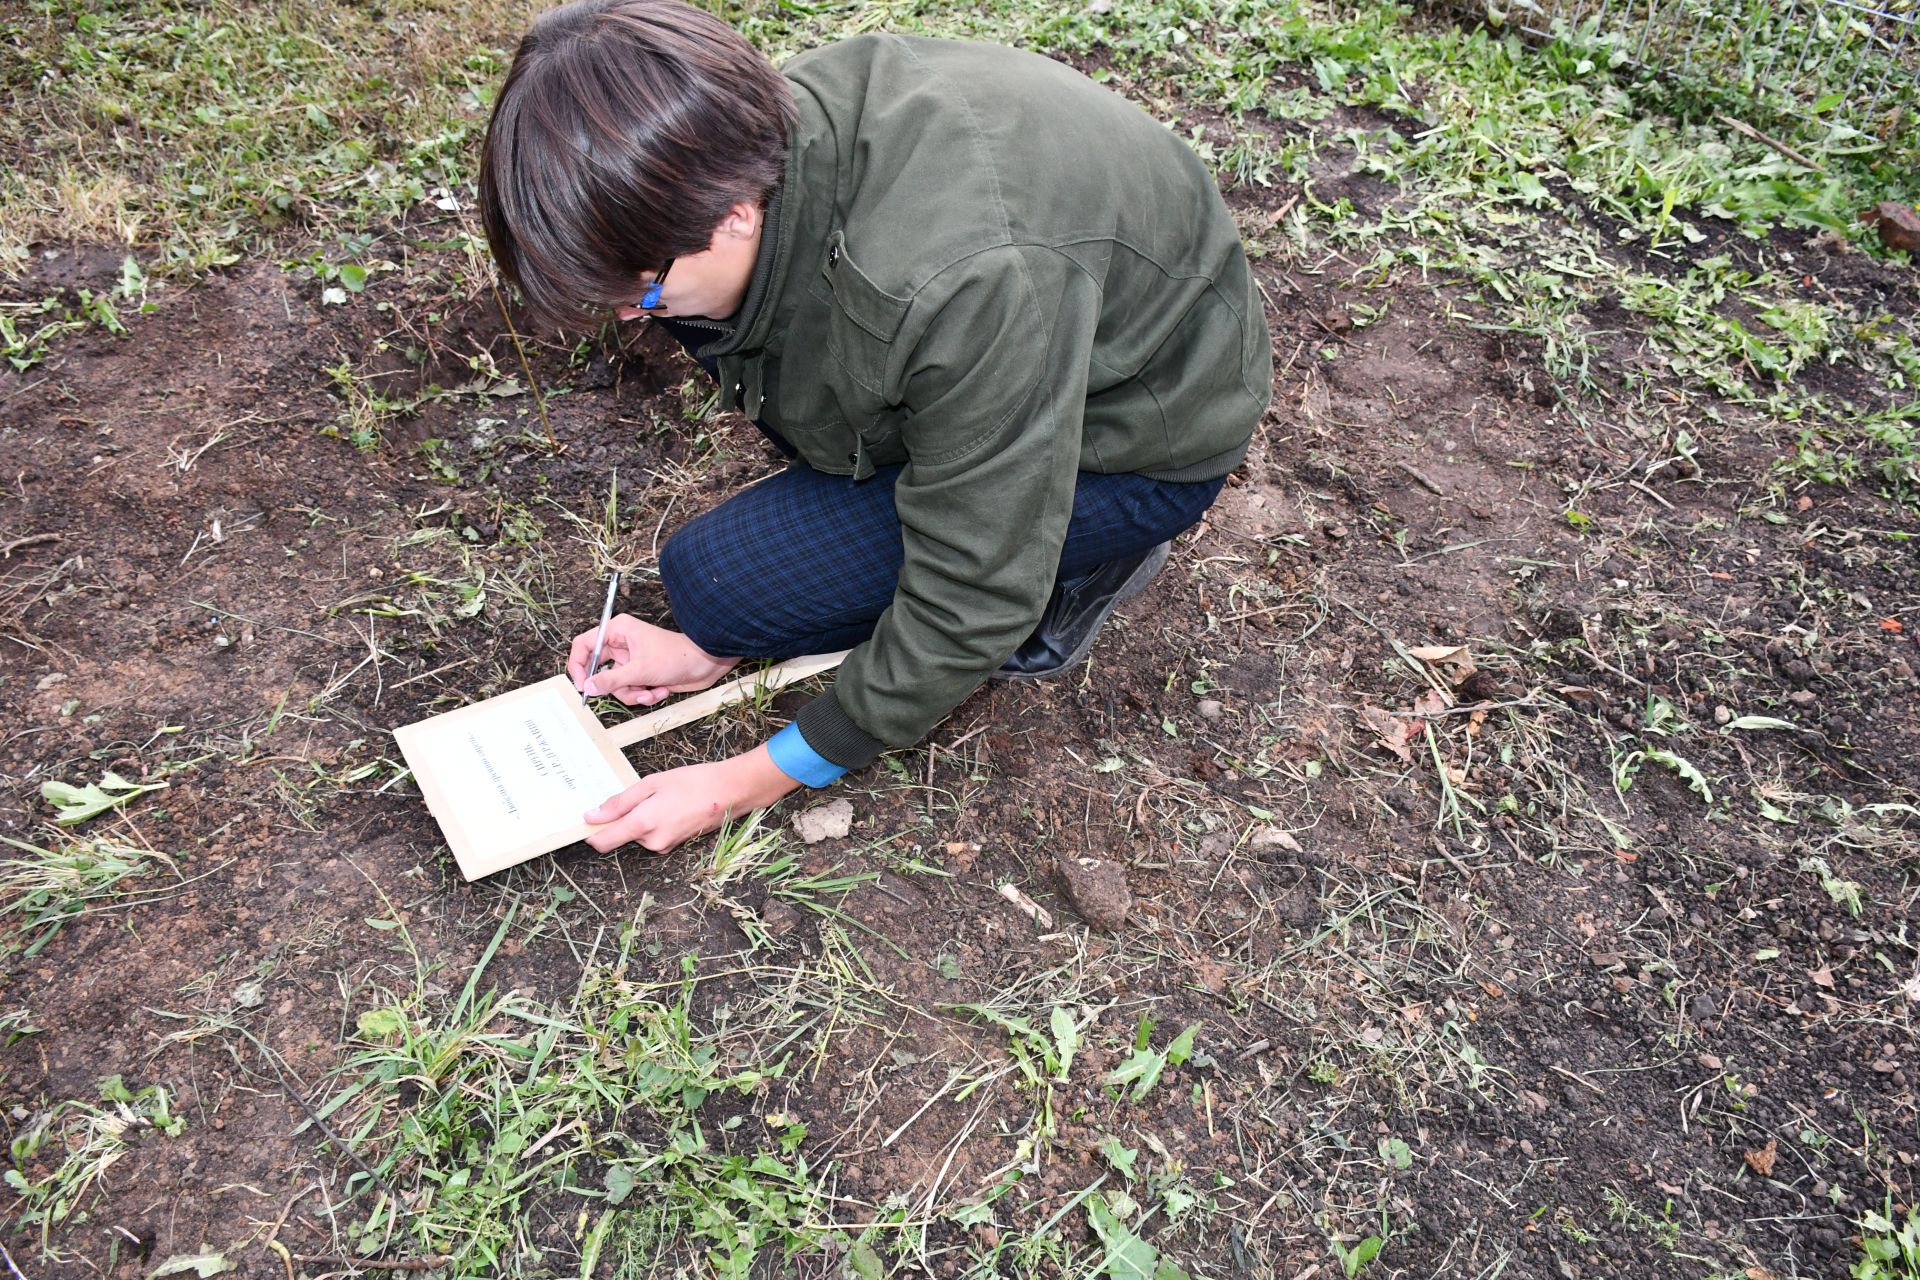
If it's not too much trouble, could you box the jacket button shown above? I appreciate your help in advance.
[827,244,840,268]
[847,451,858,464]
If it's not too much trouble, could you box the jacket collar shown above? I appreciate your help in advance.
[696,91,829,361]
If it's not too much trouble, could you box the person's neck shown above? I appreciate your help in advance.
[703,181,789,354]
[698,222,764,323]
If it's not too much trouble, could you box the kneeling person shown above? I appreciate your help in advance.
[478,0,1272,851]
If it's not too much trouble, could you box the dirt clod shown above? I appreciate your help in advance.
[1054,855,1133,931]
[792,799,854,844]
[1457,670,1505,702]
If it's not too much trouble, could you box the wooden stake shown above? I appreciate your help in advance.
[606,651,850,749]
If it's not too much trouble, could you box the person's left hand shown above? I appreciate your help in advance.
[582,746,801,854]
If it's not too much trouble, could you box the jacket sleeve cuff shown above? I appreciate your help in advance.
[766,721,847,788]
[795,688,888,771]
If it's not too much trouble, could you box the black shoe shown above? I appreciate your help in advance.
[993,541,1172,681]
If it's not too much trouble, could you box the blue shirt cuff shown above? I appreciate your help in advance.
[767,721,848,788]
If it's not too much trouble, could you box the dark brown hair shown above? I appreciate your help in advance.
[478,0,796,326]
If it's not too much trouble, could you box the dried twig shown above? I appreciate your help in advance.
[263,1184,317,1280]
[1394,461,1448,496]
[1718,114,1824,173]
[1551,1063,1606,1095]
[0,532,61,558]
[391,652,484,690]
[489,279,560,452]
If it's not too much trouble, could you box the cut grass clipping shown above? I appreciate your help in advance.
[0,833,179,958]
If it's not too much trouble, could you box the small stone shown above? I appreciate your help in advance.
[1326,524,1349,540]
[759,899,803,937]
[792,798,854,845]
[1871,1058,1898,1074]
[1197,699,1224,720]
[1787,690,1817,707]
[1712,705,1731,725]
[1054,856,1132,931]
[1690,993,1718,1022]
[35,672,66,692]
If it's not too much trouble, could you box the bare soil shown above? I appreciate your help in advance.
[2,163,1917,1278]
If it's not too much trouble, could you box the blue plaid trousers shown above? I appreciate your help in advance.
[659,461,1224,658]
[648,319,1224,658]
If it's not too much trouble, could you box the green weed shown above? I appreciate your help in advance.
[1106,1017,1201,1102]
[37,770,169,826]
[1855,1201,1920,1280]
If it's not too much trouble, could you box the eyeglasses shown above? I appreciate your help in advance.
[637,259,674,311]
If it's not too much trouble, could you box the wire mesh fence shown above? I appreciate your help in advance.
[1426,0,1918,144]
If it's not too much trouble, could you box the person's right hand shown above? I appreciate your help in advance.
[567,614,739,706]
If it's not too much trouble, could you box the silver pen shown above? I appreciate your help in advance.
[582,572,619,703]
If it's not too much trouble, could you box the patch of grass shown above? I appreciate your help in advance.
[321,520,565,659]
[0,274,140,371]
[0,0,526,276]
[10,0,1914,500]
[316,910,853,1275]
[11,0,1899,277]
[319,353,440,451]
[0,832,178,957]
[5,1076,187,1258]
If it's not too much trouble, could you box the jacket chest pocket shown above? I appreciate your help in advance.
[771,232,910,475]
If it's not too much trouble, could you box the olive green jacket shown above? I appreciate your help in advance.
[694,35,1271,768]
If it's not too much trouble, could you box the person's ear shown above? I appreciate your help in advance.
[712,200,761,245]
